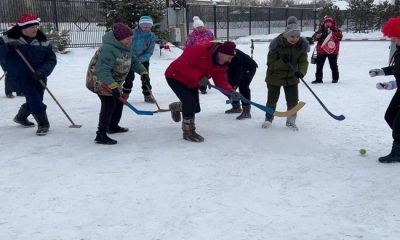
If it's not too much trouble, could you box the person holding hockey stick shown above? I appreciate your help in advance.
[225,49,258,120]
[165,41,239,142]
[86,23,149,145]
[262,16,309,131]
[0,13,57,136]
[369,17,400,163]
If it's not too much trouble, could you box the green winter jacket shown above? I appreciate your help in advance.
[266,34,309,86]
[86,31,147,95]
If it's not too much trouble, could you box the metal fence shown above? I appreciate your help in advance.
[0,0,106,48]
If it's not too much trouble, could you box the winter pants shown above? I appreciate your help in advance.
[315,54,339,82]
[265,84,299,121]
[229,68,256,106]
[97,95,124,132]
[167,77,200,119]
[21,84,46,114]
[4,75,11,95]
[384,89,400,144]
[141,62,152,96]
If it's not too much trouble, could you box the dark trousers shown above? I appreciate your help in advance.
[4,75,11,95]
[141,62,152,96]
[167,77,200,119]
[265,84,299,120]
[315,54,339,82]
[22,84,46,114]
[229,69,256,106]
[385,89,400,144]
[97,95,124,132]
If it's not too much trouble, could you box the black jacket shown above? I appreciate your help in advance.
[228,49,258,87]
[383,45,400,86]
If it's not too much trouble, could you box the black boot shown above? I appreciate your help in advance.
[182,118,204,142]
[379,141,400,163]
[169,102,182,122]
[107,125,129,134]
[225,102,241,114]
[236,105,251,120]
[32,111,50,136]
[95,130,117,145]
[14,106,35,127]
[312,80,323,84]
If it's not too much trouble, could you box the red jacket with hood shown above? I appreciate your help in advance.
[312,18,343,55]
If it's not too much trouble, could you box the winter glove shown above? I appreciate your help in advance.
[32,71,44,81]
[111,87,121,99]
[122,88,131,99]
[199,76,211,89]
[376,81,397,90]
[7,41,21,50]
[141,74,150,88]
[369,68,385,77]
[230,91,242,102]
[294,71,304,79]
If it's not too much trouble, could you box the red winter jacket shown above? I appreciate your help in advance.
[312,18,343,55]
[165,43,234,91]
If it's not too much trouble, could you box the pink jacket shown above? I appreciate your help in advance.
[185,29,215,48]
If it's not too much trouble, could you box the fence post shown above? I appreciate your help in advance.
[268,7,271,34]
[346,11,349,33]
[226,6,229,40]
[249,6,252,36]
[213,4,217,39]
[300,8,303,32]
[313,8,317,31]
[51,0,59,31]
[185,6,190,37]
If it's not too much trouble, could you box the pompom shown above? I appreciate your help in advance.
[193,16,200,21]
[382,17,400,38]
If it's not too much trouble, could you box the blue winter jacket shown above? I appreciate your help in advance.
[131,27,156,63]
[0,27,57,92]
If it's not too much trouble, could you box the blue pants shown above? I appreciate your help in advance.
[21,84,46,114]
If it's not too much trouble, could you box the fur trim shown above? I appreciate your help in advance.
[7,25,47,42]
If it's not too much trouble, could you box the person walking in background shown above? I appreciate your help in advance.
[131,15,157,103]
[0,13,57,136]
[369,17,400,163]
[311,16,342,84]
[86,23,149,145]
[185,16,215,94]
[262,16,309,131]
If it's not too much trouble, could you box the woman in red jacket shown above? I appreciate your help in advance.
[165,41,238,142]
[312,16,343,84]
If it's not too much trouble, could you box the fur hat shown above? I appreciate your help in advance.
[218,41,236,56]
[17,13,40,29]
[193,16,204,29]
[283,16,300,38]
[113,23,133,41]
[139,16,153,27]
[382,17,400,38]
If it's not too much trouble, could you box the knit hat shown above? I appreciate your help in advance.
[139,16,153,27]
[193,16,204,29]
[283,16,300,38]
[17,13,40,29]
[218,41,236,56]
[323,17,335,26]
[113,23,133,41]
[382,17,400,38]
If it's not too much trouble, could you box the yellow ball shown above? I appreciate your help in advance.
[359,149,367,155]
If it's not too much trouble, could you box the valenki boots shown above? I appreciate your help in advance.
[169,101,182,122]
[14,106,35,127]
[236,105,251,120]
[286,115,298,131]
[225,102,241,114]
[182,118,204,142]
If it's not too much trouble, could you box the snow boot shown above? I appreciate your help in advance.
[95,131,117,145]
[286,115,299,131]
[236,105,251,120]
[32,111,50,136]
[13,106,35,128]
[144,95,156,103]
[107,125,129,134]
[6,93,14,98]
[311,80,323,84]
[182,118,204,142]
[379,141,400,163]
[261,118,272,128]
[225,102,241,114]
[169,102,182,122]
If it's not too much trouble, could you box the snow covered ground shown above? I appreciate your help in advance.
[1,39,400,240]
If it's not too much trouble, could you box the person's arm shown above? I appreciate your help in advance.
[94,45,117,86]
[140,34,156,62]
[170,46,205,86]
[37,44,57,77]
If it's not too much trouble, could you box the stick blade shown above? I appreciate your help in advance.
[274,101,306,117]
[69,124,82,128]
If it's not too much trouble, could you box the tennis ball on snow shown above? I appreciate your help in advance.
[359,149,367,155]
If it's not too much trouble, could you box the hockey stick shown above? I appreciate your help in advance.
[15,49,82,128]
[250,39,254,59]
[145,84,170,113]
[283,59,345,121]
[101,84,154,116]
[0,73,4,81]
[209,84,305,117]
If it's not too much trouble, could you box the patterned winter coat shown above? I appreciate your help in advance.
[165,42,233,92]
[86,31,147,96]
[184,29,215,48]
[131,27,156,63]
[312,19,343,55]
[266,33,309,87]
[0,27,57,92]
[383,45,400,86]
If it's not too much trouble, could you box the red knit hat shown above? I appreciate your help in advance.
[218,41,236,56]
[113,23,133,41]
[17,13,40,29]
[323,17,335,25]
[382,17,400,38]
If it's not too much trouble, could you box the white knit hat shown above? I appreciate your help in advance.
[193,16,204,29]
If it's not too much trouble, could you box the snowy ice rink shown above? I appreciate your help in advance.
[1,39,399,239]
